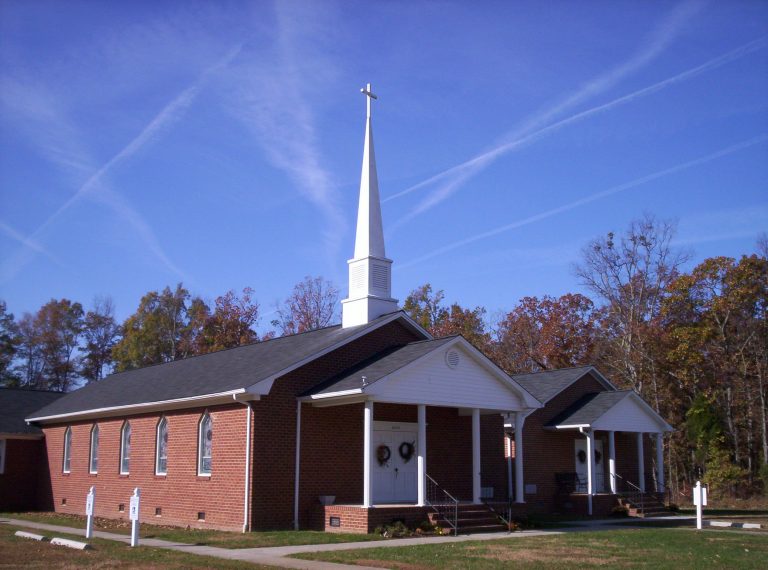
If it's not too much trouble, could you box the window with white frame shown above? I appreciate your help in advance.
[156,417,168,475]
[198,413,212,476]
[89,424,99,474]
[0,438,6,474]
[63,427,72,473]
[120,421,131,474]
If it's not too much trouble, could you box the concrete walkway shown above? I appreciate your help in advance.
[1,516,562,569]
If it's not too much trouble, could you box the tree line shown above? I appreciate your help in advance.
[0,276,339,390]
[1,215,765,497]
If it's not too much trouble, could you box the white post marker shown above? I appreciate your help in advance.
[129,487,140,547]
[693,480,707,530]
[85,486,95,539]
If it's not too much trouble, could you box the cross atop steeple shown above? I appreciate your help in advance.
[360,83,377,118]
[341,83,398,328]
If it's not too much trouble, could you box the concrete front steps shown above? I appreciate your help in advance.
[619,494,670,518]
[428,503,508,534]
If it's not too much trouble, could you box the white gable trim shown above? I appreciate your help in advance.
[549,392,673,433]
[363,337,542,412]
[247,312,431,395]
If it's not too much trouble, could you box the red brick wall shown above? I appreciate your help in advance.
[0,438,52,511]
[42,403,250,531]
[250,319,423,530]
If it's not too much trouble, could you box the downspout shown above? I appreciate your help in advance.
[234,394,252,533]
[293,400,302,530]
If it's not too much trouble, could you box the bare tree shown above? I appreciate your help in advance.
[272,276,339,335]
[574,214,688,403]
[79,297,120,382]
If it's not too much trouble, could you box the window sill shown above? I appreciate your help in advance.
[197,474,212,480]
[89,472,98,476]
[154,473,167,479]
[119,473,130,478]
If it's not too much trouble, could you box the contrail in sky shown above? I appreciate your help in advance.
[386,35,768,230]
[397,135,768,269]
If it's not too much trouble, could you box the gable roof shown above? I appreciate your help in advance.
[28,311,428,423]
[546,390,673,432]
[305,337,456,397]
[305,335,542,411]
[0,388,65,436]
[512,366,615,403]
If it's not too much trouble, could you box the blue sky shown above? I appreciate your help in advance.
[1,0,766,330]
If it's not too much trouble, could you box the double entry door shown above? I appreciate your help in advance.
[574,439,605,492]
[372,422,418,504]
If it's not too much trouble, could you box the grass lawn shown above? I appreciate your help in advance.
[1,511,384,549]
[294,527,768,569]
[0,524,273,569]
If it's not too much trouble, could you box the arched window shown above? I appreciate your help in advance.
[63,427,72,473]
[120,421,131,474]
[156,417,168,475]
[198,413,212,476]
[89,424,99,474]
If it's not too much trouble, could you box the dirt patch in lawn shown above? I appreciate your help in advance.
[465,543,626,566]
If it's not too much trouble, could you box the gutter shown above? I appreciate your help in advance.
[27,389,251,424]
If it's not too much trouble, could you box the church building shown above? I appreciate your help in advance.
[15,85,672,534]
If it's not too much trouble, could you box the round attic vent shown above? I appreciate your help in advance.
[445,349,460,369]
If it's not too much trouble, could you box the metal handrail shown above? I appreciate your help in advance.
[613,472,644,513]
[425,474,458,536]
[483,500,513,531]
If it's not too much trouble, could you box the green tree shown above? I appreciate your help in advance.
[112,284,207,371]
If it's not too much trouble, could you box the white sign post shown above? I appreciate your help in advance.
[693,480,707,530]
[129,488,140,547]
[85,486,95,539]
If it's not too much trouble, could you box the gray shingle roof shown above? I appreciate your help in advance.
[0,388,65,434]
[545,391,631,427]
[512,366,604,403]
[305,337,456,397]
[29,312,418,421]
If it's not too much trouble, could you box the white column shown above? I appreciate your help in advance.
[586,430,595,516]
[514,412,525,504]
[637,432,645,492]
[293,402,301,530]
[608,431,617,494]
[363,401,374,507]
[506,432,513,500]
[472,408,481,504]
[655,432,665,492]
[417,404,427,506]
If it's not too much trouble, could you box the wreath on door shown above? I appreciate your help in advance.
[376,444,391,466]
[398,441,416,463]
[594,450,602,464]
[577,449,587,464]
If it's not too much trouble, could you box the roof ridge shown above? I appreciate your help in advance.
[513,364,594,377]
[107,321,346,378]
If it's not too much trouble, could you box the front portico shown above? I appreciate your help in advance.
[295,335,541,533]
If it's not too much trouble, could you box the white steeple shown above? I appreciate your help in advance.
[341,84,399,328]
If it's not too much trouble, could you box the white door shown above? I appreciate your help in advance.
[372,422,418,504]
[574,439,604,492]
